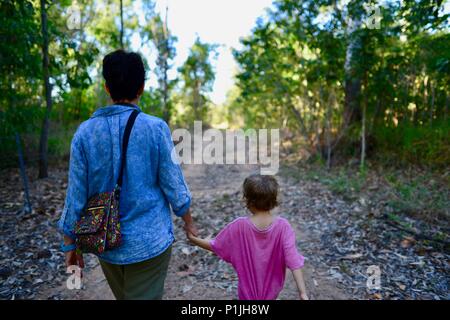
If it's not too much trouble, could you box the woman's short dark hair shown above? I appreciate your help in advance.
[243,174,279,211]
[102,49,146,102]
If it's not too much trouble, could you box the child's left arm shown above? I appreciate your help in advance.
[187,232,213,252]
[292,268,309,300]
[283,222,308,299]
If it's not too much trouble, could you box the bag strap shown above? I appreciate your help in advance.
[116,109,140,190]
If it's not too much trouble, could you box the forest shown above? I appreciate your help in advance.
[0,0,449,300]
[1,0,449,170]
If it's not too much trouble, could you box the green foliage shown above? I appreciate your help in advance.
[0,0,157,166]
[373,119,450,168]
[139,88,164,118]
[0,0,41,89]
[231,0,450,167]
[178,37,218,123]
[141,12,178,123]
[1,0,448,172]
[0,0,42,135]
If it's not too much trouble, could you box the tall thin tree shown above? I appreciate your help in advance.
[120,0,124,48]
[162,7,169,123]
[149,7,176,124]
[38,0,53,179]
[343,3,362,126]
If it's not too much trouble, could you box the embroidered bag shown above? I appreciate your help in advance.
[74,108,140,254]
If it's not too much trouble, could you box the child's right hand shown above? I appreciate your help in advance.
[186,231,195,241]
[186,231,213,252]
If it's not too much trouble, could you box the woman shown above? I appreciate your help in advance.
[58,49,197,300]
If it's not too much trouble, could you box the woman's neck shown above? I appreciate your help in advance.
[113,98,139,105]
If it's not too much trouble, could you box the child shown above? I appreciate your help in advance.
[187,174,308,300]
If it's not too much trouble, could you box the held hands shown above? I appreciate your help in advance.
[184,223,198,238]
[186,230,195,241]
[181,208,199,238]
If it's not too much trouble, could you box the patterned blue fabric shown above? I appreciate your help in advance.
[57,104,191,264]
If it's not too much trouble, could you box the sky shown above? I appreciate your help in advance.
[132,0,274,105]
[130,0,450,105]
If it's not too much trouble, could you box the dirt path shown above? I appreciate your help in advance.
[38,158,350,300]
[3,132,447,300]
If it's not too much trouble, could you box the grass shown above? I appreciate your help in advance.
[383,171,449,220]
[281,161,449,225]
[300,166,367,201]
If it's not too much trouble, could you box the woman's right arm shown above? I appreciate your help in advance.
[157,121,197,235]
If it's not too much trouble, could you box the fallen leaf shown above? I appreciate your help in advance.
[371,293,382,300]
[400,237,416,248]
[340,253,363,260]
[182,285,193,293]
[397,284,406,291]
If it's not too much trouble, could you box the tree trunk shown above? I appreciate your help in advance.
[162,7,170,124]
[422,76,428,123]
[429,81,435,126]
[360,73,369,170]
[38,0,52,179]
[344,79,361,124]
[343,16,362,127]
[193,80,201,121]
[162,67,170,124]
[285,99,309,142]
[120,0,124,48]
[445,93,448,122]
[325,90,333,170]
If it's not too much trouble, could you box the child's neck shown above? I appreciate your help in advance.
[249,209,274,229]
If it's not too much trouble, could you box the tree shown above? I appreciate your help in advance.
[142,8,177,124]
[120,0,124,48]
[178,38,217,123]
[63,1,98,121]
[0,0,41,136]
[38,0,52,179]
[342,1,364,126]
[88,0,136,52]
[233,0,449,167]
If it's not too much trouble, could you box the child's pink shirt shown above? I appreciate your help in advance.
[210,216,304,300]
